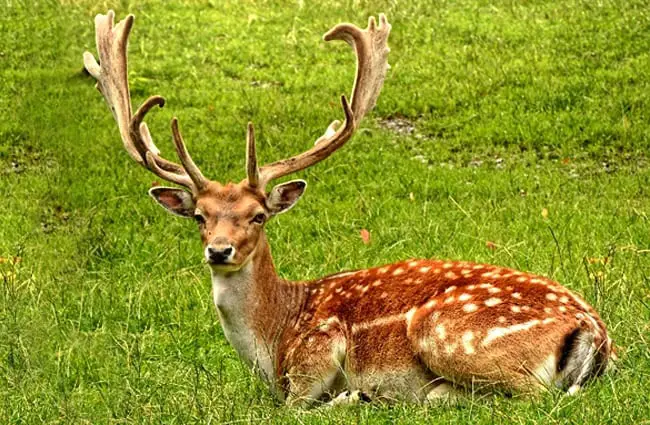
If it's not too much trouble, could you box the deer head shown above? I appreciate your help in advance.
[83,11,390,273]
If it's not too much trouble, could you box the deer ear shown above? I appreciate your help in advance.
[266,180,307,215]
[148,187,195,218]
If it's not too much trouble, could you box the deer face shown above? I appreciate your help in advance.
[149,180,306,272]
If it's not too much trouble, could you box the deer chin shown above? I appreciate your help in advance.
[208,263,243,273]
[207,251,256,274]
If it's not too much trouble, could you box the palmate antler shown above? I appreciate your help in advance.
[83,11,207,192]
[84,11,390,192]
[248,14,391,189]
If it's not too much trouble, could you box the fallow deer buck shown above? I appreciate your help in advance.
[84,11,614,405]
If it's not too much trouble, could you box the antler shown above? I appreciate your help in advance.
[246,14,391,189]
[83,11,207,192]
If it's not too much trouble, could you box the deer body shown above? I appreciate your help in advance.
[84,11,613,406]
[208,221,611,404]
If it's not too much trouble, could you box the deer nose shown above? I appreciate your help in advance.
[206,245,235,264]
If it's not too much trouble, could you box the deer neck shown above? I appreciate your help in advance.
[210,232,305,385]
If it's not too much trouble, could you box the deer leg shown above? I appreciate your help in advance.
[284,324,348,407]
[327,390,372,406]
[425,381,463,404]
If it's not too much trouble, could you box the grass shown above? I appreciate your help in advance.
[1,0,649,422]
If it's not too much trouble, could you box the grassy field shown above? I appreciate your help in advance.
[2,0,650,423]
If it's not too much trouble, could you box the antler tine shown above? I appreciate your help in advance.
[171,118,208,190]
[256,14,391,187]
[246,122,260,187]
[83,10,205,192]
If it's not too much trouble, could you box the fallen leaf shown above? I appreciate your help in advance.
[561,158,571,165]
[409,192,415,202]
[360,229,371,245]
[541,208,549,219]
[151,181,161,187]
[587,257,610,265]
[486,241,497,251]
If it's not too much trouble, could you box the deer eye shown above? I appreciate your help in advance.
[194,214,206,225]
[251,213,266,224]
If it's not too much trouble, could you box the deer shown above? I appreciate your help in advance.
[83,11,614,406]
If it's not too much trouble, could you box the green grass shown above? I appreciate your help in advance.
[2,0,650,422]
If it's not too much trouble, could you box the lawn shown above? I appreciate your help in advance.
[1,0,649,423]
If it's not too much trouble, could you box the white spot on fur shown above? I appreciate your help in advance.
[516,276,528,283]
[511,306,521,313]
[472,264,484,270]
[479,283,493,289]
[511,292,522,299]
[445,271,459,280]
[420,266,431,273]
[546,293,558,301]
[544,307,552,314]
[482,319,542,346]
[425,299,437,309]
[378,267,389,274]
[481,272,493,278]
[443,263,453,269]
[488,287,502,294]
[467,285,476,290]
[458,293,472,302]
[463,303,478,313]
[559,306,567,313]
[444,296,455,304]
[436,324,446,340]
[461,269,472,276]
[498,316,507,323]
[380,292,388,298]
[393,267,405,276]
[462,331,476,355]
[560,296,569,303]
[408,261,419,267]
[445,286,457,294]
[542,317,556,325]
[372,280,382,287]
[485,297,502,307]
